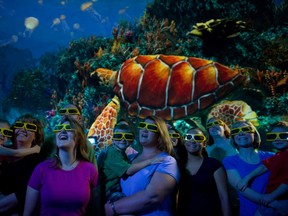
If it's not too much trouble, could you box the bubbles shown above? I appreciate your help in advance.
[23,16,39,37]
[0,35,18,47]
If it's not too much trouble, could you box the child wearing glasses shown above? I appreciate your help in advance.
[237,121,288,215]
[177,126,231,216]
[222,120,275,216]
[99,122,163,204]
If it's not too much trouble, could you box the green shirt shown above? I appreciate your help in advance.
[100,146,130,199]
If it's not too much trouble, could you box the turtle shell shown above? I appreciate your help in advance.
[113,54,245,120]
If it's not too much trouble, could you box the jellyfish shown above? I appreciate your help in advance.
[0,35,18,47]
[118,6,131,19]
[81,1,102,23]
[59,14,70,31]
[23,17,39,37]
[51,18,60,28]
[73,23,80,30]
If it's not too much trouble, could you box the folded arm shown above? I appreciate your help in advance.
[105,172,177,215]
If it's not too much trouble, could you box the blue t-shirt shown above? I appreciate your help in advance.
[120,152,180,216]
[223,150,274,216]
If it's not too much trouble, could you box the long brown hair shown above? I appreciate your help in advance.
[53,116,89,168]
[146,116,174,156]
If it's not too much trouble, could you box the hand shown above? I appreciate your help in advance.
[260,194,274,206]
[104,202,113,216]
[237,177,249,191]
[150,157,165,165]
[31,145,41,153]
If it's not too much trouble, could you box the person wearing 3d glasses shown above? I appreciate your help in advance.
[0,114,45,215]
[105,116,179,216]
[177,126,231,216]
[99,122,164,204]
[0,118,40,161]
[58,104,97,167]
[222,120,275,216]
[24,116,98,215]
[237,121,288,216]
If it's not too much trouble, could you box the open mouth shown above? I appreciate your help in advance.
[59,133,68,140]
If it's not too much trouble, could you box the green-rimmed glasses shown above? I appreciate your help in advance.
[184,134,206,142]
[14,122,37,132]
[169,133,181,139]
[53,124,74,133]
[231,126,255,136]
[138,122,159,132]
[0,128,13,137]
[266,132,288,142]
[206,120,225,128]
[58,108,80,115]
[113,132,134,141]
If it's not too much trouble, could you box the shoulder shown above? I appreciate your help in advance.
[258,150,275,159]
[79,160,97,171]
[156,152,180,182]
[222,154,239,169]
[33,159,54,172]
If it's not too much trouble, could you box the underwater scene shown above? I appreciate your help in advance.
[0,0,288,155]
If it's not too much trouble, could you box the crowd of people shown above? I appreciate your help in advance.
[0,104,287,216]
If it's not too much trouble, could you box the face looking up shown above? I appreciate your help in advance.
[54,121,76,150]
[169,129,180,147]
[138,118,159,146]
[207,119,225,137]
[14,121,37,149]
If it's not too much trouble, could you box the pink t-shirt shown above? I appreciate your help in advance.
[28,159,98,216]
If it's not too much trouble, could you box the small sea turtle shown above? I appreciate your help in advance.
[207,100,259,127]
[92,54,245,121]
[187,18,246,39]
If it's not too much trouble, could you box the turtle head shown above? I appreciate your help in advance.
[91,68,116,87]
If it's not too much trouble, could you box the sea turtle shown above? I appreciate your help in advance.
[92,54,245,121]
[207,100,259,128]
[187,18,246,39]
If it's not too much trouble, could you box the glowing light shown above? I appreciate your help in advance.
[23,17,39,37]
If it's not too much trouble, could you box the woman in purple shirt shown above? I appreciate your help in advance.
[23,116,98,216]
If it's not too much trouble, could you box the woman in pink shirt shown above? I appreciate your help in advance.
[23,116,98,216]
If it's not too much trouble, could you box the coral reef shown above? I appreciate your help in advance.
[1,0,288,152]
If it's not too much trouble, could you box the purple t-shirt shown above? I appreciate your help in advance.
[28,159,98,216]
[120,152,180,216]
[223,150,274,216]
